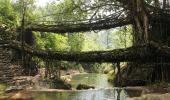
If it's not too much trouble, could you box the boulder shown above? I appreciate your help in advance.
[51,79,72,90]
[5,86,23,93]
[76,84,95,90]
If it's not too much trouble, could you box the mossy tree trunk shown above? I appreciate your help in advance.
[114,0,170,86]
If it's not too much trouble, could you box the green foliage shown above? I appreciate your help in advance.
[13,0,38,24]
[33,26,133,73]
[0,0,133,74]
[0,0,19,40]
[33,32,70,51]
[107,70,115,82]
[82,32,102,51]
[82,63,113,73]
[0,0,18,27]
[82,26,133,51]
[68,33,84,52]
[45,0,87,22]
[111,26,133,49]
[0,84,7,95]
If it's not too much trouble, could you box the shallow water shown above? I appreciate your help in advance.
[70,73,113,89]
[32,73,129,100]
[33,89,127,100]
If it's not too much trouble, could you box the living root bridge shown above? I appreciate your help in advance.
[0,41,170,63]
[26,18,131,33]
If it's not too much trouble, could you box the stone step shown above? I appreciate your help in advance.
[0,72,12,75]
[0,71,13,74]
[0,56,11,58]
[0,68,10,70]
[0,63,10,65]
[0,58,11,60]
[0,57,11,59]
[0,69,20,72]
[0,61,10,63]
[0,54,10,56]
[0,77,13,83]
[0,67,11,70]
[0,48,22,84]
[0,52,10,54]
[0,74,14,76]
[0,68,21,72]
[0,60,10,62]
[0,58,10,60]
[0,48,10,50]
[0,77,13,80]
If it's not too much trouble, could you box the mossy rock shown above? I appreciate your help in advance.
[107,70,115,82]
[76,84,95,90]
[51,79,72,90]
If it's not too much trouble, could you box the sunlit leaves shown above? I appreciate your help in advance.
[68,33,84,52]
[111,26,133,49]
[0,0,18,27]
[0,0,19,40]
[44,0,87,22]
[33,32,70,51]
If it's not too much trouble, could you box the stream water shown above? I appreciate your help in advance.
[32,73,130,100]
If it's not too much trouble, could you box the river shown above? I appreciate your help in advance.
[0,73,167,100]
[32,73,129,100]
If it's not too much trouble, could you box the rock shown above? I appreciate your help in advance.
[128,93,170,100]
[0,95,9,100]
[5,86,23,93]
[66,73,70,75]
[10,91,34,100]
[104,70,109,74]
[51,79,72,90]
[60,75,72,83]
[124,80,148,87]
[76,84,95,90]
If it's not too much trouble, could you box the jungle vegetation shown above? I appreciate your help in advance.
[1,0,170,87]
[0,0,133,75]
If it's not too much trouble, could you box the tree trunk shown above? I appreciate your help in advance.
[114,0,170,86]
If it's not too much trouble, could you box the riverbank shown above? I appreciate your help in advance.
[125,84,170,100]
[0,73,113,100]
[127,93,170,100]
[1,86,170,100]
[1,72,170,100]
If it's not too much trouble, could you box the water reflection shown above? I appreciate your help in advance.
[70,73,113,89]
[33,89,128,100]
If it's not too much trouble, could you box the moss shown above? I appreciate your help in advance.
[0,84,7,95]
[50,79,72,90]
[78,66,84,73]
[107,70,115,83]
